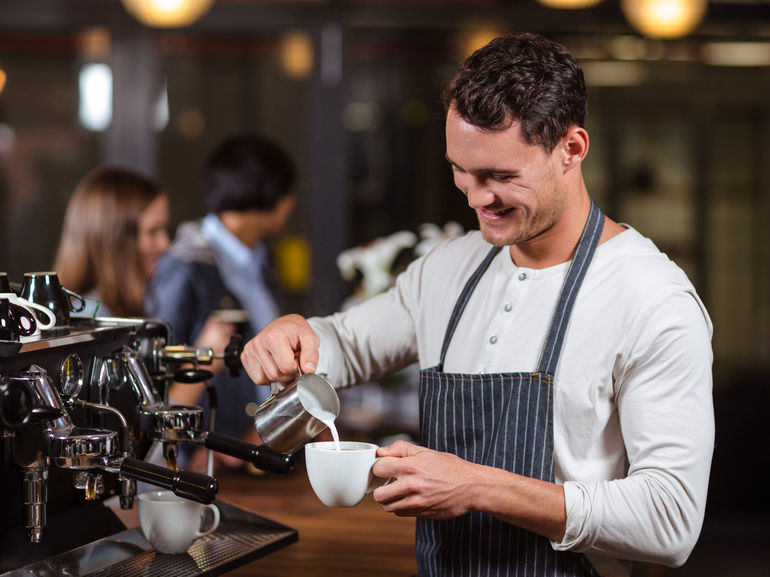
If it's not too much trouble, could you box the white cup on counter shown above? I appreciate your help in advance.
[137,490,220,554]
[305,441,380,507]
[0,292,56,337]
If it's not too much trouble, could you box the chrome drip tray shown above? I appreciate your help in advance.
[0,499,297,577]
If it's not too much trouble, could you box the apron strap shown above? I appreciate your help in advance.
[437,200,605,375]
[537,200,604,375]
[437,245,501,370]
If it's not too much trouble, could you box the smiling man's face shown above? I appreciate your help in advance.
[445,106,568,250]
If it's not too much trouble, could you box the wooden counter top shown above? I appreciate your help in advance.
[218,460,417,577]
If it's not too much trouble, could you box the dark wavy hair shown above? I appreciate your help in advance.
[202,133,296,213]
[442,33,587,151]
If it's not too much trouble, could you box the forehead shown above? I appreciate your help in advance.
[445,108,541,169]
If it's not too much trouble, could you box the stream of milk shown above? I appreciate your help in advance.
[298,383,341,451]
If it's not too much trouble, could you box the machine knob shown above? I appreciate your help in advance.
[173,368,214,383]
[224,334,243,378]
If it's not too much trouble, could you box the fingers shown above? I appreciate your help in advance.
[371,444,474,520]
[376,439,421,458]
[240,314,320,385]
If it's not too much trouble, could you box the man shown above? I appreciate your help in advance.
[147,133,296,464]
[241,34,714,577]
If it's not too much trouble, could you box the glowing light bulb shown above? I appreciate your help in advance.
[537,0,604,8]
[621,0,707,39]
[120,0,215,28]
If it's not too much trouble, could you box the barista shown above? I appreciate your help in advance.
[240,33,714,577]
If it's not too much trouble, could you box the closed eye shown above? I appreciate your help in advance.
[489,173,514,183]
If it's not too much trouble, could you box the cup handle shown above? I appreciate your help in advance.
[63,287,86,312]
[18,298,56,330]
[366,457,393,494]
[196,504,220,538]
[9,303,36,337]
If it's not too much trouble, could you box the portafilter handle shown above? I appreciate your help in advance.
[202,431,295,475]
[117,457,218,504]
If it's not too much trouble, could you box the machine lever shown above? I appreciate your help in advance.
[119,457,218,504]
[224,334,243,378]
[204,431,294,475]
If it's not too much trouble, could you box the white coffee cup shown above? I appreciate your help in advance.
[137,490,220,554]
[305,441,379,507]
[0,292,56,336]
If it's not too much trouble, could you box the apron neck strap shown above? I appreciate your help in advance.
[437,244,501,370]
[437,200,605,375]
[536,200,604,375]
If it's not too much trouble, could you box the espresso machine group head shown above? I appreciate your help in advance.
[132,322,294,476]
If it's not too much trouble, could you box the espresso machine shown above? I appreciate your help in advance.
[0,315,297,577]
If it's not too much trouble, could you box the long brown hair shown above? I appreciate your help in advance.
[55,166,164,317]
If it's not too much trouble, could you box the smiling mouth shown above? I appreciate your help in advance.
[479,207,514,220]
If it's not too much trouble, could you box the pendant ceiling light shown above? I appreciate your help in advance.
[121,0,215,28]
[621,0,707,39]
[536,0,604,8]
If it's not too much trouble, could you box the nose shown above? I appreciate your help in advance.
[458,174,494,210]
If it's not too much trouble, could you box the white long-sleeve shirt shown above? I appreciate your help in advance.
[309,226,714,577]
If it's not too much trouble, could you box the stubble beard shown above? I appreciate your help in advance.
[477,187,565,249]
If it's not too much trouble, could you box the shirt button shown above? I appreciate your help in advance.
[489,335,497,344]
[518,272,528,281]
[504,303,512,312]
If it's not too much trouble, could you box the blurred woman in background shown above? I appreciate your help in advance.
[54,165,170,317]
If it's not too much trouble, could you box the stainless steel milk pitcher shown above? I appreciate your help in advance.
[255,373,339,454]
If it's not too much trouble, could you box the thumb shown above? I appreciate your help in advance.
[298,352,318,374]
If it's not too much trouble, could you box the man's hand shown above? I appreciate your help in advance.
[371,440,481,519]
[371,440,568,541]
[240,314,320,384]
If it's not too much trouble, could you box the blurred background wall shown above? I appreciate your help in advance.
[0,2,769,573]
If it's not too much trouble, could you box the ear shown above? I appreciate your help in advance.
[559,126,589,173]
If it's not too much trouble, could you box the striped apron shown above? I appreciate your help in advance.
[417,201,604,577]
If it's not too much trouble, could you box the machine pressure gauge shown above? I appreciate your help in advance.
[59,353,84,399]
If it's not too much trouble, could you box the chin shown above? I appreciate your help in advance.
[479,230,510,248]
[478,221,513,247]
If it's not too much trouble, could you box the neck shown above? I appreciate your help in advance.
[217,211,263,248]
[508,194,625,269]
[508,193,592,269]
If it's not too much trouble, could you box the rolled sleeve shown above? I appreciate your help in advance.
[553,291,714,569]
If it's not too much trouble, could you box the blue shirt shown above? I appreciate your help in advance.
[200,213,279,334]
